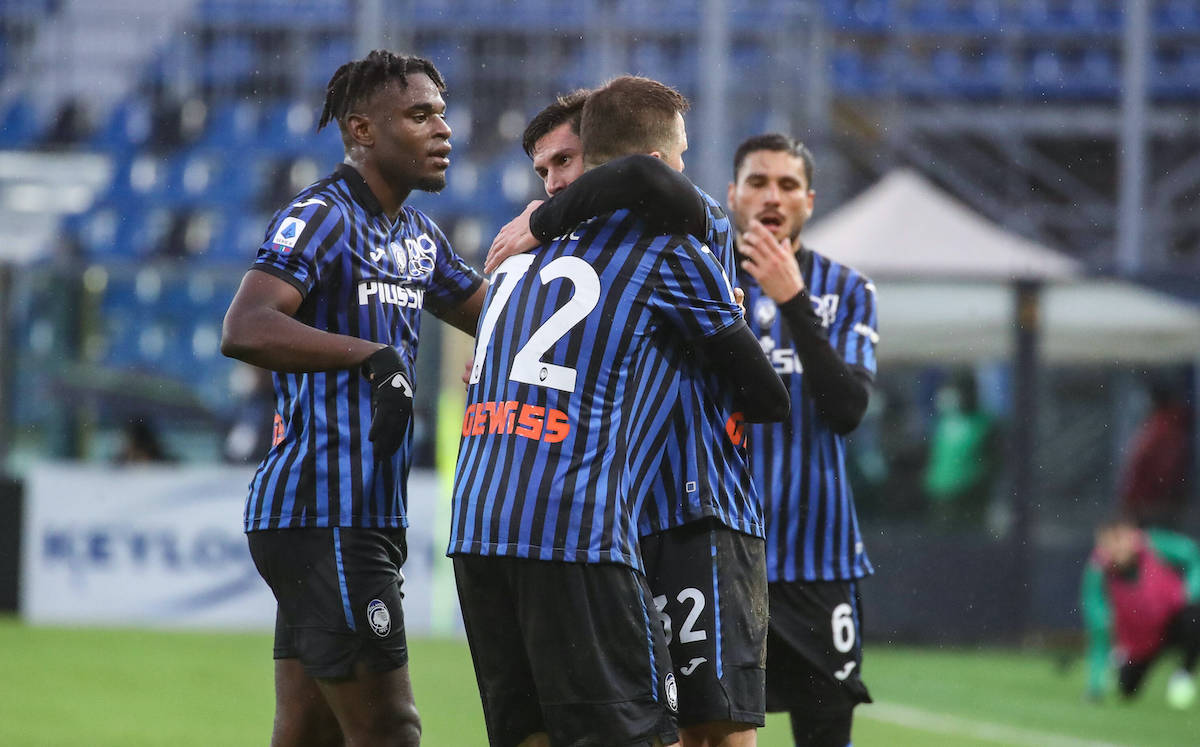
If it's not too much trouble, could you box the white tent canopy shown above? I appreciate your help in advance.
[803,170,1200,363]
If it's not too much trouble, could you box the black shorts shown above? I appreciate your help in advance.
[453,555,679,747]
[765,579,872,715]
[247,527,409,680]
[640,519,768,728]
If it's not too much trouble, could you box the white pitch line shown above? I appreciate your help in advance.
[859,701,1129,747]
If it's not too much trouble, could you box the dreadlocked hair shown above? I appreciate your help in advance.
[317,50,446,132]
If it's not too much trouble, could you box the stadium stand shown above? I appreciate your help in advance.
[0,0,1196,470]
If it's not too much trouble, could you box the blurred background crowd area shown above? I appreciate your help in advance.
[0,0,1199,641]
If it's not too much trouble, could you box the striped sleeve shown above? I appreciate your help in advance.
[252,198,344,299]
[649,235,741,341]
[832,273,879,376]
[421,217,484,315]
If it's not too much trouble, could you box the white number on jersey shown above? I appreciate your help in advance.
[470,255,601,393]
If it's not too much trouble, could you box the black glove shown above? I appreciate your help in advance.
[362,346,413,460]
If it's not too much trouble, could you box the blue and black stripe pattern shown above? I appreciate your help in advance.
[636,188,762,540]
[244,165,482,533]
[450,208,741,571]
[739,246,879,582]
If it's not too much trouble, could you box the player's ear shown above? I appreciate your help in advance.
[648,151,664,161]
[345,111,374,148]
[726,181,736,210]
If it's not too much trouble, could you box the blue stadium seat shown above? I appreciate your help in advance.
[90,98,153,153]
[1156,0,1200,31]
[1022,0,1122,33]
[1154,46,1200,100]
[1077,47,1119,98]
[202,36,257,89]
[1024,48,1066,97]
[824,0,895,31]
[0,96,40,148]
[304,38,354,92]
[196,100,263,150]
[197,0,353,29]
[831,48,886,97]
[907,0,1008,31]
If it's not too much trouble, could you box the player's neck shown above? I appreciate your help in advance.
[344,158,409,220]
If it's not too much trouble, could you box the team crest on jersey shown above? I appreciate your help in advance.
[272,217,305,252]
[367,599,391,637]
[390,240,408,273]
[753,297,777,328]
[664,672,678,712]
[406,233,438,279]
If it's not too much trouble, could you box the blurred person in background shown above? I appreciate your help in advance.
[728,133,878,747]
[922,373,1000,528]
[1118,377,1193,530]
[221,51,485,747]
[1082,515,1200,708]
[221,363,276,465]
[113,414,174,464]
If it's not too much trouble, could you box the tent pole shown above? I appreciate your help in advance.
[1009,280,1040,641]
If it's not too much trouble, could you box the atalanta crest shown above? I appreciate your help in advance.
[753,297,777,328]
[367,599,391,637]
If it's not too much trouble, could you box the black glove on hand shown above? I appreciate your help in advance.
[362,346,413,460]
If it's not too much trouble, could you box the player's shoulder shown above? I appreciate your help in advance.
[270,172,348,226]
[261,175,351,253]
[808,245,875,295]
[399,204,443,233]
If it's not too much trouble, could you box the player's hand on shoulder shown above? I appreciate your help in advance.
[739,220,805,303]
[462,356,474,387]
[485,200,544,274]
[362,345,414,460]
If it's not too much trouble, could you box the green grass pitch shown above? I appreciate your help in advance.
[1,617,1197,746]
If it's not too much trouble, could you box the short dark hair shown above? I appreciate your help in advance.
[521,89,590,158]
[317,50,445,133]
[1096,513,1138,533]
[732,133,815,190]
[580,76,690,167]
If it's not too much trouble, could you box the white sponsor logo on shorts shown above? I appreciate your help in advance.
[367,599,391,637]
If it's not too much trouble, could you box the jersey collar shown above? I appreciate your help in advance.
[796,242,814,280]
[334,164,385,217]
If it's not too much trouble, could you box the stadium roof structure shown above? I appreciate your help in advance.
[805,169,1200,363]
[805,168,1080,282]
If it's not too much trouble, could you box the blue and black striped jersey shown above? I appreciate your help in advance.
[636,188,762,539]
[740,246,879,582]
[449,209,742,570]
[245,164,482,533]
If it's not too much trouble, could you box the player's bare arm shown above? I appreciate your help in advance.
[221,269,387,372]
[738,219,805,303]
[433,281,489,336]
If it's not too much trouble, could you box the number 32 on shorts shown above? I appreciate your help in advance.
[653,588,708,646]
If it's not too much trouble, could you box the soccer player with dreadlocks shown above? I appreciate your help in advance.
[221,50,486,746]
